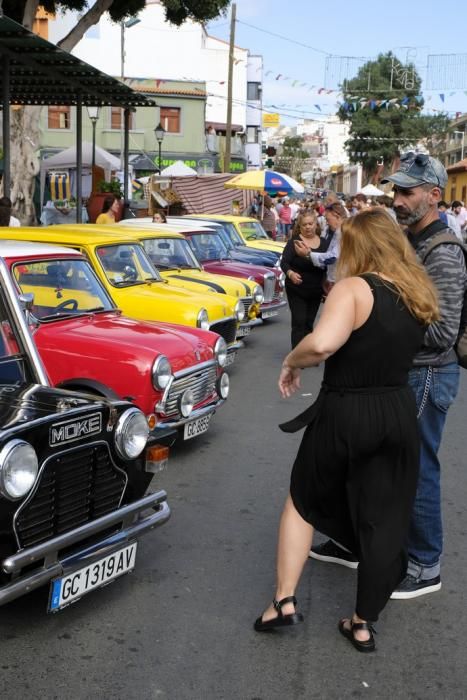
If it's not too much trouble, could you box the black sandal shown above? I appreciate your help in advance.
[254,596,304,632]
[338,618,376,653]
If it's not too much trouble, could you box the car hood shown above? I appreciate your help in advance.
[202,260,276,279]
[228,248,277,267]
[35,312,214,372]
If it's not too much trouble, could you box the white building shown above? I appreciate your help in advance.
[48,0,263,169]
[297,116,349,167]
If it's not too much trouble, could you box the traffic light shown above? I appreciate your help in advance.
[266,146,277,157]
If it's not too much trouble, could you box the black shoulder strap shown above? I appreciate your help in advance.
[421,231,467,264]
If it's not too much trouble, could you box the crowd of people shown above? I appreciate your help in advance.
[256,153,467,655]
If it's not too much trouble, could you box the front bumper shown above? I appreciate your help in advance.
[157,396,226,429]
[260,299,287,317]
[0,490,170,607]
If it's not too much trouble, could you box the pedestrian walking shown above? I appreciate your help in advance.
[310,153,467,600]
[261,195,277,240]
[280,211,327,348]
[96,196,120,224]
[254,208,439,653]
[279,198,293,239]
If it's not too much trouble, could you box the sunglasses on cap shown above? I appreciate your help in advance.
[400,152,430,167]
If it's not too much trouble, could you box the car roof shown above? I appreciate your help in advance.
[2,226,141,247]
[99,224,186,240]
[0,239,83,258]
[186,214,256,224]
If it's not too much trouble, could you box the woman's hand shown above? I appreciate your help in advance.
[288,270,303,285]
[293,239,311,258]
[278,363,301,398]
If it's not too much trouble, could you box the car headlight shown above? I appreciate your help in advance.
[279,272,286,289]
[197,308,210,330]
[152,355,172,390]
[0,440,39,500]
[234,299,245,322]
[216,372,230,399]
[115,407,149,460]
[214,336,227,367]
[253,285,264,304]
[179,389,195,418]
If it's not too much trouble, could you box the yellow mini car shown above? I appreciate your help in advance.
[184,214,286,254]
[99,223,264,339]
[1,226,244,362]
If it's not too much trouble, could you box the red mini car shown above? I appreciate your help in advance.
[2,240,230,441]
[179,227,287,319]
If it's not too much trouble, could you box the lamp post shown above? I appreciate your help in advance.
[154,122,165,174]
[453,130,465,161]
[86,106,100,173]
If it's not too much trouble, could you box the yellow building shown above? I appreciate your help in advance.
[446,159,467,203]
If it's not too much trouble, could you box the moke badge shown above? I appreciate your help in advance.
[195,349,201,361]
[50,412,102,446]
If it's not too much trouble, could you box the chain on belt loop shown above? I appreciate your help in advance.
[417,366,433,419]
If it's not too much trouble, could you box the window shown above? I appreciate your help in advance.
[247,82,261,101]
[462,185,467,203]
[110,107,134,130]
[246,126,260,144]
[160,107,181,133]
[48,106,71,129]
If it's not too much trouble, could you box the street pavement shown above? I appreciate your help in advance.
[1,310,467,700]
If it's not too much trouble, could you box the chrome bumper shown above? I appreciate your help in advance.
[0,490,170,607]
[260,299,287,312]
[158,396,226,429]
[241,318,263,329]
[227,341,243,353]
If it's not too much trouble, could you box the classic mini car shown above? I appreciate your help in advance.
[1,227,243,363]
[0,253,171,610]
[108,223,263,340]
[120,217,280,268]
[185,215,286,255]
[1,240,230,441]
[184,214,285,255]
[167,227,286,320]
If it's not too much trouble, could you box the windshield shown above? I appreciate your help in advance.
[142,237,201,271]
[239,221,270,240]
[186,233,230,262]
[96,243,162,286]
[217,222,244,247]
[13,259,115,320]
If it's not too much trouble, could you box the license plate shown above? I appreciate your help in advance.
[237,325,251,338]
[183,414,211,440]
[262,309,278,319]
[49,542,137,612]
[225,351,236,366]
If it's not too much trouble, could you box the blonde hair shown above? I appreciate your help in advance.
[338,208,439,324]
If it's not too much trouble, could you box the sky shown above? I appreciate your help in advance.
[206,0,467,125]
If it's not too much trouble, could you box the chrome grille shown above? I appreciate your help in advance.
[241,296,253,315]
[263,273,275,303]
[15,444,126,549]
[209,318,237,344]
[164,365,217,417]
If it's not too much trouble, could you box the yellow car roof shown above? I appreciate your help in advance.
[12,225,142,247]
[102,224,186,240]
[188,214,256,224]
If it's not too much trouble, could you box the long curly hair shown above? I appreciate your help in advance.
[337,208,439,324]
[291,210,318,239]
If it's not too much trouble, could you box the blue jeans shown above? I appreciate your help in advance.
[407,363,460,580]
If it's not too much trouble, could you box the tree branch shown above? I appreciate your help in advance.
[57,0,114,52]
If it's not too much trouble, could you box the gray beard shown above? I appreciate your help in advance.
[394,199,431,226]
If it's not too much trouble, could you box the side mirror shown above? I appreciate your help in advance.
[19,292,34,311]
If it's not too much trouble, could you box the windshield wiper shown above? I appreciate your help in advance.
[85,306,106,313]
[144,277,161,282]
[113,280,145,287]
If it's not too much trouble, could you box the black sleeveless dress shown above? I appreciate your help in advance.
[283,274,425,621]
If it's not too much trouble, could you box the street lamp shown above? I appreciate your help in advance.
[453,130,465,161]
[154,122,165,174]
[86,106,100,173]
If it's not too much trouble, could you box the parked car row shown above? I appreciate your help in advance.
[0,215,286,612]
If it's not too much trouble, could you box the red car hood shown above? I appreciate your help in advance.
[202,260,278,283]
[34,311,214,374]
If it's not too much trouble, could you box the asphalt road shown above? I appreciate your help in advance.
[2,310,467,700]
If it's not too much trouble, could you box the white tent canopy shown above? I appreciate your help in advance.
[160,160,197,177]
[40,142,121,205]
[359,183,385,197]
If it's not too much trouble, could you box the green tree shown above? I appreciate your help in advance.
[3,0,230,222]
[275,136,309,179]
[339,52,449,180]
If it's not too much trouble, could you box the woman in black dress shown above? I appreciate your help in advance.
[280,212,328,348]
[254,209,439,652]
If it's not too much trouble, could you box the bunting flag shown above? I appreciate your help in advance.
[439,93,445,102]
